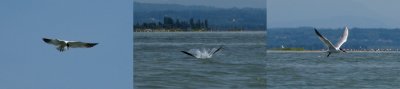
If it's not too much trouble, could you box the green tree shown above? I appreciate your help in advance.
[175,19,181,29]
[196,19,201,29]
[163,16,174,29]
[204,19,209,30]
[189,18,194,29]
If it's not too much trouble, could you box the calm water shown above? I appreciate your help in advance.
[267,51,400,89]
[134,32,267,89]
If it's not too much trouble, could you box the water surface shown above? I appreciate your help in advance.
[267,51,400,89]
[134,32,267,89]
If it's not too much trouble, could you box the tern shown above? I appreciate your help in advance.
[181,46,222,59]
[43,38,98,52]
[314,26,349,57]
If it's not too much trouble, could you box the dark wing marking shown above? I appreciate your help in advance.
[42,38,64,46]
[85,43,98,48]
[211,46,223,55]
[314,28,335,50]
[68,42,98,48]
[181,51,196,58]
[43,38,52,43]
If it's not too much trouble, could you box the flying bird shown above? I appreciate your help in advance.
[181,46,222,59]
[314,26,349,57]
[42,38,98,52]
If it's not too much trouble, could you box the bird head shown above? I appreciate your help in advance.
[340,48,346,53]
[66,43,70,50]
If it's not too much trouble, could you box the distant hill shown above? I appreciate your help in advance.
[134,2,266,31]
[267,27,400,49]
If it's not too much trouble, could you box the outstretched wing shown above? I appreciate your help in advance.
[68,41,98,48]
[314,28,336,50]
[335,26,349,48]
[181,51,196,58]
[210,46,223,56]
[43,38,65,46]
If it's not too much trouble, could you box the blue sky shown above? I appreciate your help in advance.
[135,0,266,9]
[268,0,400,28]
[0,0,132,89]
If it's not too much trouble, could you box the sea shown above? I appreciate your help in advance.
[134,32,267,89]
[267,51,400,89]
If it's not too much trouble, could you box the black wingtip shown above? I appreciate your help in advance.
[181,51,196,58]
[314,28,323,37]
[43,38,51,43]
[214,46,223,53]
[86,43,98,48]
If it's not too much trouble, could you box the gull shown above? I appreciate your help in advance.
[181,46,222,59]
[42,38,98,52]
[314,26,349,57]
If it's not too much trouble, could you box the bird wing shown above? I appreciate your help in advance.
[314,28,336,50]
[209,46,222,56]
[335,26,349,48]
[181,51,196,58]
[67,41,98,48]
[43,38,65,46]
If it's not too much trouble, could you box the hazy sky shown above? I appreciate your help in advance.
[135,0,266,8]
[268,0,400,28]
[0,0,132,89]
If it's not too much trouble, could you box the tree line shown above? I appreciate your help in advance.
[134,16,209,31]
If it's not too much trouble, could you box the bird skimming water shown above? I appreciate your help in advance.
[314,26,349,57]
[181,46,222,59]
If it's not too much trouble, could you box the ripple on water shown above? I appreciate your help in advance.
[135,32,267,89]
[267,52,400,89]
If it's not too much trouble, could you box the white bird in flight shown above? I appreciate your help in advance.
[43,38,98,52]
[181,46,222,59]
[314,26,349,57]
